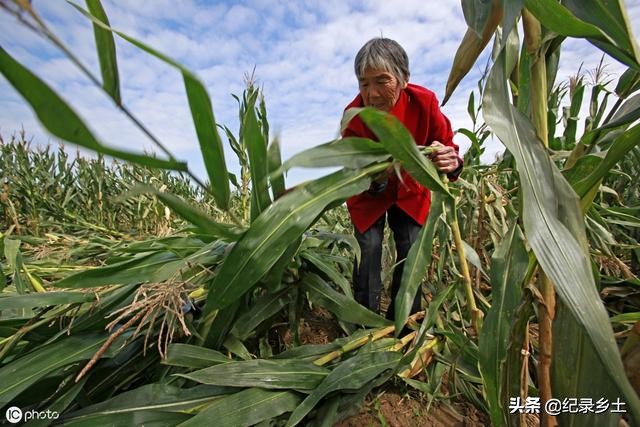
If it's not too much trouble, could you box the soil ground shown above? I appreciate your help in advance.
[276,305,491,427]
[335,392,488,427]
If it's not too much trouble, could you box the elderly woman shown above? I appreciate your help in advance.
[342,38,462,319]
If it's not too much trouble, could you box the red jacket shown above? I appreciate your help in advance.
[342,83,461,233]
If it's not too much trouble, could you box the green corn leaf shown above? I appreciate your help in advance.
[231,290,292,340]
[244,92,271,221]
[501,0,525,46]
[478,223,528,427]
[63,384,231,422]
[461,0,493,38]
[268,137,286,199]
[0,46,186,172]
[301,272,389,328]
[178,388,302,427]
[262,237,302,291]
[201,164,382,315]
[280,137,389,171]
[502,292,535,427]
[286,351,401,426]
[68,1,230,209]
[562,0,640,66]
[301,251,352,298]
[443,2,502,105]
[552,302,624,427]
[54,251,180,288]
[394,191,444,333]
[563,82,585,147]
[357,108,451,197]
[177,359,329,390]
[25,377,88,427]
[0,333,126,403]
[0,291,95,310]
[85,0,120,104]
[615,68,640,98]
[524,0,640,69]
[63,411,191,427]
[573,124,640,199]
[164,344,230,369]
[483,50,640,425]
[202,300,240,349]
[603,92,640,129]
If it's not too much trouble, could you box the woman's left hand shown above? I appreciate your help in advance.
[428,141,460,174]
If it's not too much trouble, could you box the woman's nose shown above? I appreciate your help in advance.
[366,85,380,99]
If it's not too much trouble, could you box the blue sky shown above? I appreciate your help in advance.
[1,0,639,187]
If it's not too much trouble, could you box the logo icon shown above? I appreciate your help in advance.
[5,406,22,424]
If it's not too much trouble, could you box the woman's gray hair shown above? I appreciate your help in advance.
[354,38,410,84]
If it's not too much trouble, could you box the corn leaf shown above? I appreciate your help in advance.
[502,292,535,427]
[63,384,230,422]
[178,388,302,427]
[85,0,120,104]
[280,137,389,171]
[203,300,240,349]
[301,251,352,298]
[231,290,292,340]
[68,2,230,209]
[244,92,271,221]
[572,124,640,200]
[478,224,528,427]
[202,165,380,313]
[177,359,329,390]
[63,411,191,426]
[268,138,286,199]
[54,251,180,288]
[443,1,503,104]
[615,68,640,98]
[0,291,95,310]
[0,333,125,403]
[552,302,624,426]
[394,191,444,333]
[603,92,640,129]
[500,0,525,46]
[262,237,302,291]
[562,0,640,66]
[164,344,230,369]
[26,378,88,427]
[358,108,451,197]
[524,0,640,69]
[461,0,493,37]
[302,273,389,327]
[286,351,401,426]
[0,46,185,172]
[483,50,640,425]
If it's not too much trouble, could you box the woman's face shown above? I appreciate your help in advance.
[358,68,407,112]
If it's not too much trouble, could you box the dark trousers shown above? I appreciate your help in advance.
[353,204,423,319]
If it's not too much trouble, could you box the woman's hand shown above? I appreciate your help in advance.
[429,141,460,174]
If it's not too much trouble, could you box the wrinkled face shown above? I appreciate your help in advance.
[358,68,407,112]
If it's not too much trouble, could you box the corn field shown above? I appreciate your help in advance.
[1,1,639,426]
